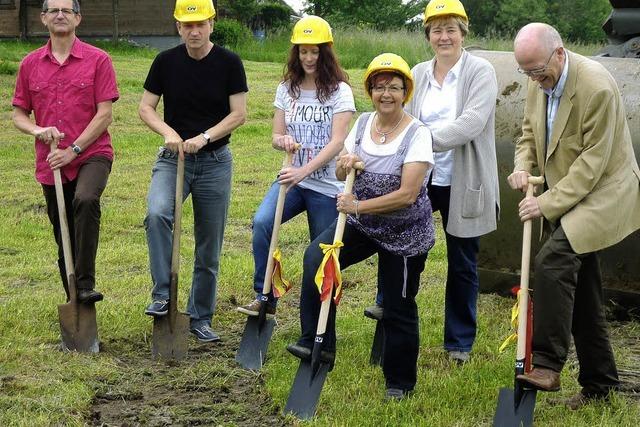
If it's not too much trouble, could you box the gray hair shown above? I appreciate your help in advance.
[42,0,81,13]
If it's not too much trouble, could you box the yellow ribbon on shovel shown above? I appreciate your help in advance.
[271,248,292,298]
[498,288,530,352]
[314,241,344,304]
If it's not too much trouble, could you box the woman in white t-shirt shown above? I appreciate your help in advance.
[237,16,355,316]
[287,53,435,400]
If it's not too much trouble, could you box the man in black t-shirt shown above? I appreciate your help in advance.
[139,0,248,342]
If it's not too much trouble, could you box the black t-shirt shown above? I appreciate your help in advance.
[143,44,248,151]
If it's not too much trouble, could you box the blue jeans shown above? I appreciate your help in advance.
[430,184,480,353]
[252,183,338,303]
[145,146,232,328]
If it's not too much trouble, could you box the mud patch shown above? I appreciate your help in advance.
[501,81,521,97]
[89,331,289,426]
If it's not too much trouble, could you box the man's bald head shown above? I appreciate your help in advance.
[514,23,563,59]
[513,23,566,90]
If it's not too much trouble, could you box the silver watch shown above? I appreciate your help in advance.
[202,132,211,143]
[70,143,82,154]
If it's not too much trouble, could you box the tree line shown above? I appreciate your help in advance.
[216,0,615,43]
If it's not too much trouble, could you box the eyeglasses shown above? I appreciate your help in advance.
[517,49,557,77]
[371,85,405,95]
[44,8,77,16]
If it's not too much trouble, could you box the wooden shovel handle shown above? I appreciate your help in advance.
[170,148,185,276]
[169,147,185,323]
[261,145,299,295]
[50,143,76,302]
[516,175,544,359]
[315,161,364,335]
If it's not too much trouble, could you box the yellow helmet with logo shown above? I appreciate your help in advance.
[174,0,216,22]
[423,0,468,25]
[364,53,414,103]
[290,15,333,45]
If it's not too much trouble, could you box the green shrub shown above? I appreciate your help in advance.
[0,59,18,75]
[211,19,253,48]
[257,3,291,31]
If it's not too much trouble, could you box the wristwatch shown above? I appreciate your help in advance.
[70,143,82,155]
[202,132,211,144]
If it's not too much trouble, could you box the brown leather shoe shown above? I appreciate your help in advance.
[551,392,611,410]
[516,367,561,391]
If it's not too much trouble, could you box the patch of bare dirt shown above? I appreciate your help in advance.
[89,323,290,427]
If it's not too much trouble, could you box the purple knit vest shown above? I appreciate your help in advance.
[347,113,435,256]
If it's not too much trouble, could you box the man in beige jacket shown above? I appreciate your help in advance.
[508,23,640,409]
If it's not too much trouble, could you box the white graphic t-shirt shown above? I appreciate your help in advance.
[274,81,355,197]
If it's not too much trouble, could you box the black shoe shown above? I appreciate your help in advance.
[77,289,103,304]
[286,343,335,365]
[385,388,413,401]
[364,304,383,320]
[144,300,169,316]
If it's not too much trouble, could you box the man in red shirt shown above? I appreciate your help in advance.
[12,0,119,303]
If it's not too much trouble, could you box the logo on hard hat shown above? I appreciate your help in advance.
[435,5,445,9]
[303,29,313,34]
[187,5,197,12]
[381,61,392,66]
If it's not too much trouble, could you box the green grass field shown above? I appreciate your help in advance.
[0,40,638,426]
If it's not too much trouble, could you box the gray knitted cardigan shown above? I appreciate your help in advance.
[405,50,500,238]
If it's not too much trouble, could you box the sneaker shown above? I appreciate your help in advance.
[385,388,411,401]
[77,289,104,304]
[237,299,276,317]
[286,343,335,365]
[144,300,169,316]
[190,325,221,342]
[364,304,383,320]
[448,350,470,364]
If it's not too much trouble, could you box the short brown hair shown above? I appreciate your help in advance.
[424,15,468,40]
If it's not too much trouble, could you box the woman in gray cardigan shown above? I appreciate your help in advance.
[366,0,499,364]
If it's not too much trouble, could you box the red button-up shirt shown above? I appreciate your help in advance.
[12,38,119,185]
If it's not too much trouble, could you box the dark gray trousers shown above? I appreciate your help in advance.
[532,225,619,396]
[42,156,112,298]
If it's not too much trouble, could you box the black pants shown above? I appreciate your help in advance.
[42,156,111,298]
[298,220,428,391]
[532,225,619,396]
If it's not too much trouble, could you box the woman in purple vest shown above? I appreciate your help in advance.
[287,53,435,399]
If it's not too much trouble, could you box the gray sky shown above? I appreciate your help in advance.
[282,0,305,14]
[282,1,414,15]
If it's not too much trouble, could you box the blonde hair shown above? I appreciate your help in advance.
[424,15,468,40]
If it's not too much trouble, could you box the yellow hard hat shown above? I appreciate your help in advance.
[364,53,414,104]
[174,0,216,22]
[290,15,333,45]
[423,0,468,25]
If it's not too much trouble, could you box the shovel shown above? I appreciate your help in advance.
[52,143,100,353]
[284,162,362,420]
[493,176,544,427]
[152,147,190,360]
[236,148,297,370]
[369,320,384,366]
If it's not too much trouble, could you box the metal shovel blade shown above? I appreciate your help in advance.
[369,320,385,366]
[58,274,99,353]
[235,315,276,370]
[284,359,330,420]
[151,311,190,361]
[493,387,536,427]
[58,301,99,353]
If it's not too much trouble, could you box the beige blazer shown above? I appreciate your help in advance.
[514,51,640,254]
